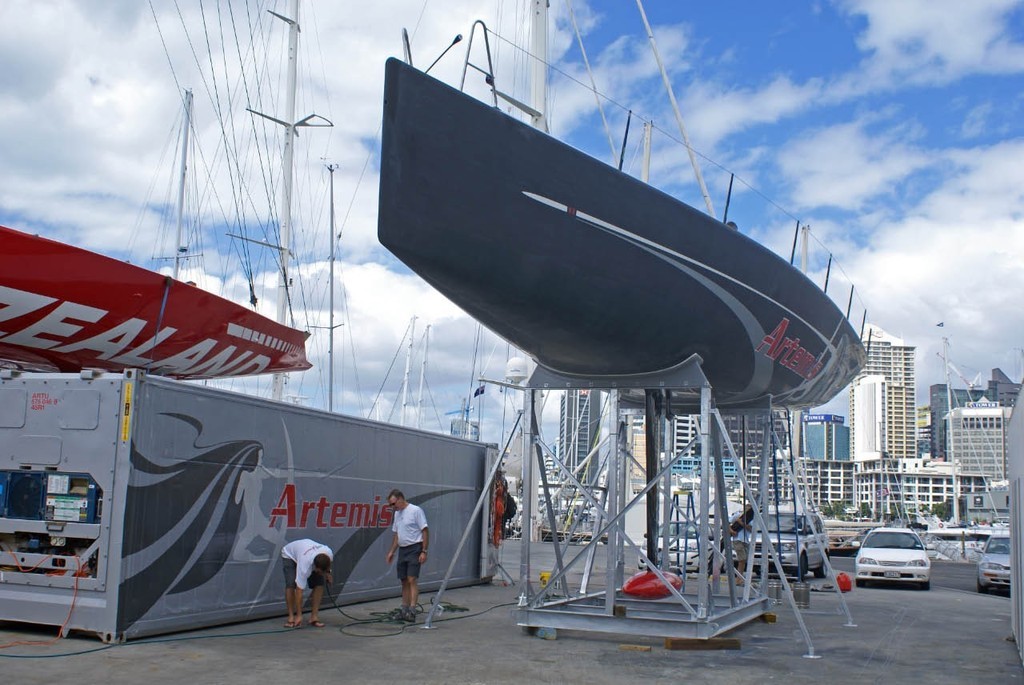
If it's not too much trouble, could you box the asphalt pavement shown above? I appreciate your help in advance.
[0,541,1021,684]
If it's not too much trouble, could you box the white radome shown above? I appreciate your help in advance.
[505,357,530,383]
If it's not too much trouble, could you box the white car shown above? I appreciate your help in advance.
[855,527,930,590]
[977,535,1011,594]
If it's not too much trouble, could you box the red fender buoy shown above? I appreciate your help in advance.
[622,570,683,599]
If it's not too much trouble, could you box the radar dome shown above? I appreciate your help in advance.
[505,356,529,383]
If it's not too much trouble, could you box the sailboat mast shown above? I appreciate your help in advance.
[327,163,338,412]
[641,121,652,182]
[943,336,959,523]
[416,325,431,429]
[529,0,548,132]
[271,0,300,402]
[401,316,416,426]
[173,89,193,281]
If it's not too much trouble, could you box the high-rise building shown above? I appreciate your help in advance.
[848,325,916,462]
[930,368,1019,459]
[558,389,603,483]
[987,368,1021,408]
[803,413,850,461]
[796,414,853,506]
[672,413,699,455]
[929,383,987,460]
[916,405,932,458]
[847,325,917,517]
[851,374,885,460]
[950,402,1013,481]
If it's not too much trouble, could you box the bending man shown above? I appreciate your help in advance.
[281,538,333,628]
[385,488,429,622]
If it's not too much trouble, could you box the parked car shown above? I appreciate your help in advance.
[752,511,829,579]
[638,520,704,573]
[977,535,1011,594]
[855,527,930,590]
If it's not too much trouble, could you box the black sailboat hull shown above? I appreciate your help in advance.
[378,59,864,408]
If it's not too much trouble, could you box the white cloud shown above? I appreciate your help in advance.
[960,101,994,139]
[777,118,933,211]
[837,0,1024,89]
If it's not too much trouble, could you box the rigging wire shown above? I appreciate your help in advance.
[462,323,485,433]
[564,0,617,164]
[368,318,414,421]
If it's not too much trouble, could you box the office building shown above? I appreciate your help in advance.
[950,402,1013,481]
[930,367,1020,459]
[916,405,931,458]
[804,413,850,461]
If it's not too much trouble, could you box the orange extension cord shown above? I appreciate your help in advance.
[0,551,82,649]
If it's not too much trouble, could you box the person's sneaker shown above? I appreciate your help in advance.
[402,608,416,622]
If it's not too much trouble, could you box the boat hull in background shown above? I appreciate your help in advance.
[378,59,864,408]
[0,225,310,379]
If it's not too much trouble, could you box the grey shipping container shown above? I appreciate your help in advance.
[0,369,496,641]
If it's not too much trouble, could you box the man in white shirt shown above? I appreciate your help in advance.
[281,538,333,628]
[385,489,429,623]
[728,504,755,580]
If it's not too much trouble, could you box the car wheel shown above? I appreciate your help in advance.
[921,581,930,591]
[977,581,988,594]
[798,553,808,579]
[812,558,827,579]
[855,579,866,588]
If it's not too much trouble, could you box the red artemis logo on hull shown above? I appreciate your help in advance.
[755,317,825,381]
[269,484,394,529]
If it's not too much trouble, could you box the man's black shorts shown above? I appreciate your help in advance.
[396,543,423,580]
[282,558,325,589]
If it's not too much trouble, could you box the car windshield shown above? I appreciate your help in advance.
[986,538,1011,555]
[863,532,923,550]
[661,521,698,538]
[766,515,804,535]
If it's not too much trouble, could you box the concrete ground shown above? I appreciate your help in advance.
[1,541,1021,684]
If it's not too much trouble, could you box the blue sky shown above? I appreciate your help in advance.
[0,0,1022,437]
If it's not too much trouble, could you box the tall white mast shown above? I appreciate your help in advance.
[942,336,960,523]
[529,0,548,132]
[173,89,193,281]
[269,0,301,402]
[416,325,431,429]
[240,0,333,401]
[641,121,652,182]
[519,0,549,547]
[400,316,417,427]
[327,163,338,412]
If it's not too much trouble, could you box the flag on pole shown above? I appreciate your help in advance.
[473,385,485,397]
